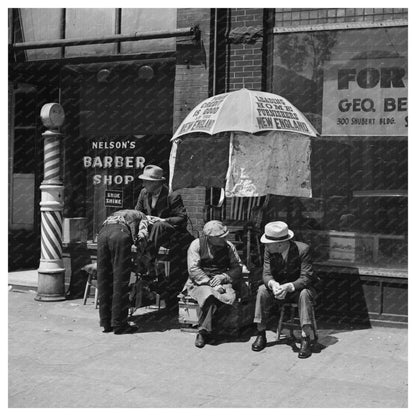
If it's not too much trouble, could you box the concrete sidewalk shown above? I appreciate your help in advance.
[8,288,408,408]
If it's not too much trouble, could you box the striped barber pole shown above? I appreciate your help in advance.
[43,137,61,182]
[40,132,64,262]
[36,113,66,301]
[40,210,63,260]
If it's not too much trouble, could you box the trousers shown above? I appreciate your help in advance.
[253,284,316,329]
[148,221,176,255]
[147,221,193,306]
[197,295,230,333]
[97,223,132,329]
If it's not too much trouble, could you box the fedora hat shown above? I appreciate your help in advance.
[138,165,165,181]
[203,220,229,238]
[260,221,294,244]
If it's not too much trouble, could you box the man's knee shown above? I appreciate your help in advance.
[256,284,272,300]
[200,295,218,315]
[153,221,174,232]
[204,295,218,307]
[299,288,315,304]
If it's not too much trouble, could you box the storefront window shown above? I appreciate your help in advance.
[272,26,408,269]
[60,60,175,240]
[65,8,117,57]
[82,135,172,240]
[19,9,62,60]
[120,9,176,54]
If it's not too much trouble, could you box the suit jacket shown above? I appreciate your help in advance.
[134,184,187,229]
[262,240,316,291]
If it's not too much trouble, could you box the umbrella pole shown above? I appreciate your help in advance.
[225,131,234,203]
[210,187,213,220]
[168,140,178,193]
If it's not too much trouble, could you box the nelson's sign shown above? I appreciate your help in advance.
[83,139,146,185]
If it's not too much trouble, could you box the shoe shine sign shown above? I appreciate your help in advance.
[82,138,146,186]
[104,190,123,208]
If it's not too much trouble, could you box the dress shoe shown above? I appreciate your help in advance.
[251,332,267,352]
[195,332,209,348]
[310,337,323,353]
[298,336,312,359]
[113,324,139,335]
[102,326,113,333]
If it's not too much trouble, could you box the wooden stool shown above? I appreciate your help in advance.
[277,302,318,341]
[82,273,98,308]
[155,246,170,278]
[82,263,98,308]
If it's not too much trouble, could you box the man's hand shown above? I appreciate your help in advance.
[135,237,147,254]
[268,280,281,298]
[274,282,295,300]
[213,285,225,294]
[210,275,223,287]
[146,215,163,224]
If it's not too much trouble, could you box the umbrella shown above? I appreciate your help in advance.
[171,88,318,140]
[169,88,317,198]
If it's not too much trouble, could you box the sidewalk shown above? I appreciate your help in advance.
[8,288,408,408]
[8,270,38,290]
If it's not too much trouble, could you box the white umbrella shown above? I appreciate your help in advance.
[171,88,318,140]
[169,88,317,198]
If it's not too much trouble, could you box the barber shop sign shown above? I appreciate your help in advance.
[82,139,146,185]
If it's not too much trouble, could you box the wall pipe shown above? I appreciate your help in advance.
[12,26,200,51]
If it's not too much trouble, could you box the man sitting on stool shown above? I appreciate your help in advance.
[135,165,193,307]
[182,220,243,348]
[251,221,318,358]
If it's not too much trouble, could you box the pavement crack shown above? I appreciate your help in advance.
[124,386,137,394]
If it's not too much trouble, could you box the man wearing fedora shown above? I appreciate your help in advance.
[251,221,318,358]
[182,220,243,348]
[135,165,193,306]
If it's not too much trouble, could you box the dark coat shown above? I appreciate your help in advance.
[134,184,187,230]
[262,240,316,291]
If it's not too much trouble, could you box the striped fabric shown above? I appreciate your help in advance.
[229,196,264,221]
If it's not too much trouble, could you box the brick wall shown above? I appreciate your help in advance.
[173,9,212,233]
[178,187,205,236]
[228,8,264,91]
[174,8,211,132]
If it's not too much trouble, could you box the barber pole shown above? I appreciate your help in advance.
[35,103,66,301]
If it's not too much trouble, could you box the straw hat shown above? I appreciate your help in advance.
[260,221,294,244]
